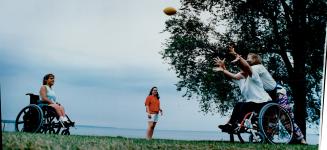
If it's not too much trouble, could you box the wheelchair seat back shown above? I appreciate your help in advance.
[26,93,40,104]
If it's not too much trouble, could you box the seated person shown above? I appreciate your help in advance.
[213,54,272,131]
[229,44,306,144]
[39,73,69,124]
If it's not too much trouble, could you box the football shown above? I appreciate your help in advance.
[163,7,177,16]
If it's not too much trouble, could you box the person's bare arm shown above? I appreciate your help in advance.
[146,105,151,118]
[235,54,252,77]
[227,46,252,77]
[222,69,244,80]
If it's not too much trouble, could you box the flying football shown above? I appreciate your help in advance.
[163,7,177,16]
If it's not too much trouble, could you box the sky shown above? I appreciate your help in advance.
[0,0,229,131]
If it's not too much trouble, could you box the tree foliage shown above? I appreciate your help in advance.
[161,0,326,136]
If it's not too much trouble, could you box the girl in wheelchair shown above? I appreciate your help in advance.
[40,73,69,125]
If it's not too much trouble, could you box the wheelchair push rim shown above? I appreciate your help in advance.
[258,103,294,144]
[15,104,44,133]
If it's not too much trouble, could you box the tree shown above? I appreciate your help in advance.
[161,0,326,139]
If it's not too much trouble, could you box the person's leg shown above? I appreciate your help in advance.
[58,105,69,122]
[229,102,244,124]
[147,121,157,140]
[277,94,306,144]
[149,122,157,139]
[49,104,63,117]
[59,105,66,116]
[234,102,254,124]
[219,102,244,131]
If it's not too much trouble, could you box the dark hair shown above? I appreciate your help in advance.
[148,86,160,99]
[43,73,55,85]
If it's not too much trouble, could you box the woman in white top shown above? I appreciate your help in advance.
[213,55,271,131]
[228,44,306,144]
[39,73,68,123]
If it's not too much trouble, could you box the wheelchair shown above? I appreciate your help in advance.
[15,93,75,135]
[221,102,294,144]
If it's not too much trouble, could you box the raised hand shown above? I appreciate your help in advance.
[228,45,237,56]
[231,54,241,64]
[214,57,225,67]
[213,57,226,71]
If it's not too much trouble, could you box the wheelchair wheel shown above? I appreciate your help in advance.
[249,132,265,143]
[47,128,56,134]
[15,104,44,133]
[258,103,293,144]
[40,106,59,134]
[61,129,70,135]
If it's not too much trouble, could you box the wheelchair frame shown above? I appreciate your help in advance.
[15,93,75,135]
[221,102,294,144]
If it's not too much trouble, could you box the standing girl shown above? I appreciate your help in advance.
[145,87,163,140]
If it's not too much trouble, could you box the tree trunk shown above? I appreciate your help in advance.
[289,0,307,139]
[289,61,307,139]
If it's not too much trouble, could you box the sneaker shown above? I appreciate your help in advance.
[300,139,307,145]
[62,116,68,122]
[59,116,64,121]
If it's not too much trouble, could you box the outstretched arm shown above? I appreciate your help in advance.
[228,47,252,77]
[234,55,252,77]
[213,57,244,80]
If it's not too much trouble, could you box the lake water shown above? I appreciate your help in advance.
[2,123,320,145]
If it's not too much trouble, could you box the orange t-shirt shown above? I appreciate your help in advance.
[145,95,160,114]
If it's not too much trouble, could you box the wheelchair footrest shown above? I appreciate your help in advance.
[63,121,75,127]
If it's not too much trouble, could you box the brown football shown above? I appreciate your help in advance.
[163,7,177,16]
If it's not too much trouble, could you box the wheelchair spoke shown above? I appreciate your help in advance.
[16,121,24,124]
[259,103,293,144]
[16,101,74,136]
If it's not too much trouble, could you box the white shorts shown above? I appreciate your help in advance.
[147,114,159,122]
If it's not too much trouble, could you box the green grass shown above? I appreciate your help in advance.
[2,132,318,150]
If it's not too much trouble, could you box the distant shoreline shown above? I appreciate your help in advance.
[2,121,320,135]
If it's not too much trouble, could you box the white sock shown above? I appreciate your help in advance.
[63,116,68,122]
[59,116,64,121]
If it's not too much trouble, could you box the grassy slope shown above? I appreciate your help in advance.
[2,132,318,150]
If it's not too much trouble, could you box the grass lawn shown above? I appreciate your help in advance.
[2,132,318,150]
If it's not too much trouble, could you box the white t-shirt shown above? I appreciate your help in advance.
[251,64,277,91]
[233,70,272,103]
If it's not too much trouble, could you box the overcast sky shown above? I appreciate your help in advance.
[0,0,230,131]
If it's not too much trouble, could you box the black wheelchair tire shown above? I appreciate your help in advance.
[61,129,70,135]
[15,104,44,133]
